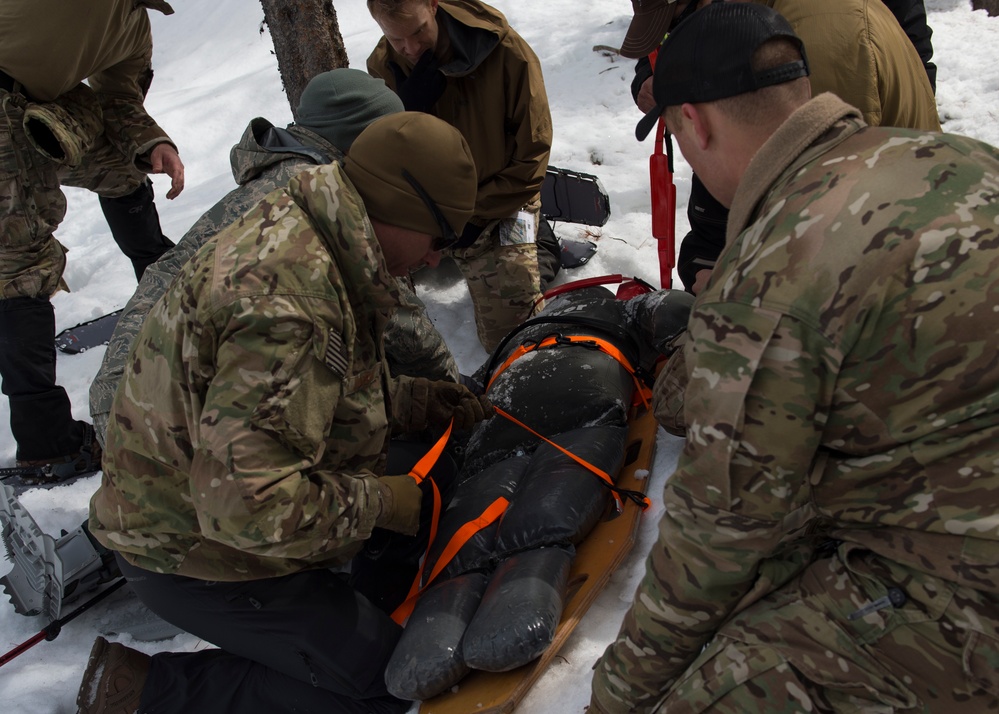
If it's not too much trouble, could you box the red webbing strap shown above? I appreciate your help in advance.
[485,334,652,408]
[493,406,651,514]
[542,274,625,302]
[389,422,451,625]
[390,496,509,625]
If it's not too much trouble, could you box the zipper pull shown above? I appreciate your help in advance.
[847,587,907,620]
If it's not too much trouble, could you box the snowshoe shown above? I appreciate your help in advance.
[0,483,120,620]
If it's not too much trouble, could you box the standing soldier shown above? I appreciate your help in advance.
[593,4,999,712]
[0,0,183,478]
[622,0,940,295]
[366,0,553,352]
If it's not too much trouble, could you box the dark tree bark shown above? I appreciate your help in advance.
[259,0,350,120]
[971,0,999,16]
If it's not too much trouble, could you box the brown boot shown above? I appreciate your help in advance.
[76,636,150,714]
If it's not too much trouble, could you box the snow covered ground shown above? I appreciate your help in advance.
[1,1,997,711]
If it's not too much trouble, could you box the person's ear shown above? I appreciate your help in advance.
[682,103,711,151]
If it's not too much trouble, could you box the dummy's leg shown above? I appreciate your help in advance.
[350,440,459,614]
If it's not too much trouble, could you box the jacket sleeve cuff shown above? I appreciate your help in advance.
[387,375,429,433]
[133,137,176,173]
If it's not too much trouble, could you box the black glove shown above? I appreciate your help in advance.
[422,379,494,432]
[388,50,446,113]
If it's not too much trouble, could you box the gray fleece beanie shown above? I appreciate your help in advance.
[296,69,404,153]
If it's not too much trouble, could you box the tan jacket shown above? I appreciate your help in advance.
[761,0,940,131]
[367,0,552,223]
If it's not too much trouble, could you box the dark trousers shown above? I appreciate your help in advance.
[676,174,729,293]
[121,557,409,714]
[99,179,174,281]
[124,441,457,714]
[0,296,86,460]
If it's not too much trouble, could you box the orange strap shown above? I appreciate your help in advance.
[389,422,451,626]
[408,421,452,484]
[485,334,652,408]
[391,496,509,625]
[494,406,651,514]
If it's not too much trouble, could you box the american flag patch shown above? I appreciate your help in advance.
[324,328,349,378]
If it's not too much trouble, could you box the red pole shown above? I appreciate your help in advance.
[0,577,127,668]
[647,50,677,289]
[0,631,47,668]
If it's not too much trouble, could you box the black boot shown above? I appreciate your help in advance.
[99,179,174,281]
[0,296,89,463]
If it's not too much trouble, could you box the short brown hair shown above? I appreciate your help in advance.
[666,38,809,133]
[714,38,810,125]
[368,0,432,20]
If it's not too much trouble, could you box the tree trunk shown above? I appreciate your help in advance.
[971,0,999,16]
[259,0,350,120]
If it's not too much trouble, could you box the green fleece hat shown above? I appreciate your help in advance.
[295,69,404,152]
[344,112,477,239]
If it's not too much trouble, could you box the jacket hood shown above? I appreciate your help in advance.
[369,0,509,77]
[436,0,508,75]
[285,164,399,319]
[229,118,341,186]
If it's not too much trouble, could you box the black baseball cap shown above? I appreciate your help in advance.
[635,1,809,141]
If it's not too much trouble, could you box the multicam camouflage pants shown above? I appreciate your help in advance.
[1,87,147,300]
[660,545,999,713]
[449,201,544,352]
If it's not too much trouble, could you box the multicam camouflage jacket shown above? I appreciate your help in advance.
[89,118,458,448]
[90,164,425,580]
[592,93,999,712]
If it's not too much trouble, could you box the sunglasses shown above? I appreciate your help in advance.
[402,169,459,252]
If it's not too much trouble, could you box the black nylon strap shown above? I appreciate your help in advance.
[0,69,17,93]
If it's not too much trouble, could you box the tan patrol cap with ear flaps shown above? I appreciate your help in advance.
[344,112,477,239]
